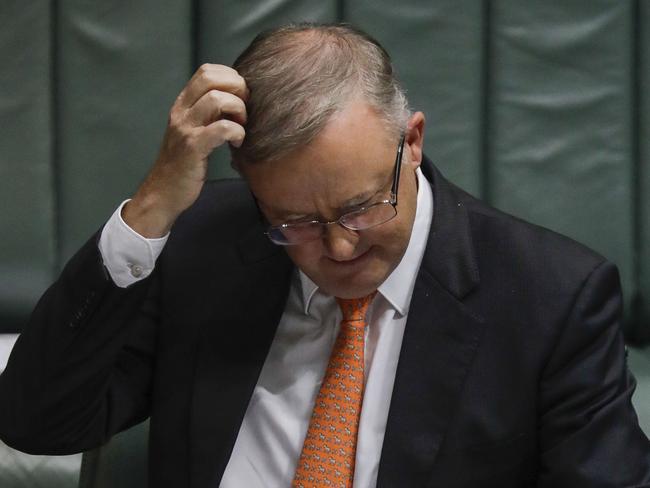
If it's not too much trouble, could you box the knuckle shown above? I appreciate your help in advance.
[229,123,245,140]
[228,96,246,115]
[168,108,187,131]
[215,120,239,140]
[208,89,222,103]
[218,64,237,76]
[168,115,181,132]
[197,69,213,84]
[212,119,230,131]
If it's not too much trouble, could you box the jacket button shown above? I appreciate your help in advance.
[130,264,144,278]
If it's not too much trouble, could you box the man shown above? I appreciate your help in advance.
[1,23,649,487]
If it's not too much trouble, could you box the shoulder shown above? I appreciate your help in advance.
[444,175,620,358]
[445,175,608,295]
[422,159,619,344]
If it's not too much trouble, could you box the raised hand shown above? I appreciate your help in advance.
[123,64,248,238]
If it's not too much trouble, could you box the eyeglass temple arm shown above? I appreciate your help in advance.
[250,190,271,228]
[391,134,405,204]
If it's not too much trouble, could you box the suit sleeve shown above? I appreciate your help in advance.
[0,231,159,455]
[537,260,650,486]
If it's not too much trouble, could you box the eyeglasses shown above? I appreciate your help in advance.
[265,134,405,246]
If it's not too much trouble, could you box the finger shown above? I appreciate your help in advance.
[200,119,246,152]
[188,89,247,126]
[176,64,248,109]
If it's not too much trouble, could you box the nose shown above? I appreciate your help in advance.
[322,224,359,261]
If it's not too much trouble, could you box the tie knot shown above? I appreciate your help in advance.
[336,291,377,323]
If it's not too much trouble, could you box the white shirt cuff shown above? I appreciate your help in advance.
[98,200,169,288]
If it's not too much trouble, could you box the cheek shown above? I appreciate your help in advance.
[367,210,416,262]
[284,242,323,269]
[380,207,413,241]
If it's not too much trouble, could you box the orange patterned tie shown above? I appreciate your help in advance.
[292,292,377,488]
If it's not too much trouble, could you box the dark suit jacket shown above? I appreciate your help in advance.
[1,158,649,487]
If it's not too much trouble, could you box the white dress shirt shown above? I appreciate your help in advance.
[98,168,433,487]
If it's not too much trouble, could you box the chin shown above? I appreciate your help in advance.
[303,250,398,298]
[319,271,387,299]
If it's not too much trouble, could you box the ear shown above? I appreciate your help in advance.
[405,111,425,168]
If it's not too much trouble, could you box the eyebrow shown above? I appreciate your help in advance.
[261,167,394,222]
[340,171,395,210]
[262,187,381,222]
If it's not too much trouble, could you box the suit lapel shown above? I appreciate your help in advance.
[189,222,294,488]
[377,160,486,486]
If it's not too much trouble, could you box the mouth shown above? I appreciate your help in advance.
[327,248,373,267]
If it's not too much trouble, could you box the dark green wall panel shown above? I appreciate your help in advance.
[639,0,650,337]
[0,1,648,335]
[346,1,484,196]
[57,0,192,262]
[489,1,635,316]
[0,1,56,332]
[198,0,339,179]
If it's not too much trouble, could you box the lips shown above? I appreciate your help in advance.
[328,248,372,266]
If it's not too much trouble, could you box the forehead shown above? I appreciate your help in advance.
[242,100,398,217]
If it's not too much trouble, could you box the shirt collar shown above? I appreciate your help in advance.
[300,271,320,315]
[299,167,434,316]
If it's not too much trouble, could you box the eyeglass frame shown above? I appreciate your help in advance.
[261,134,406,246]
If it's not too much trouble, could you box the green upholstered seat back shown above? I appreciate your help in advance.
[1,1,649,339]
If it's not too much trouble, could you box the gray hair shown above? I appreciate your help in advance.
[230,23,410,166]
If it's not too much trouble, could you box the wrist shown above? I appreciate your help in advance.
[122,192,177,238]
